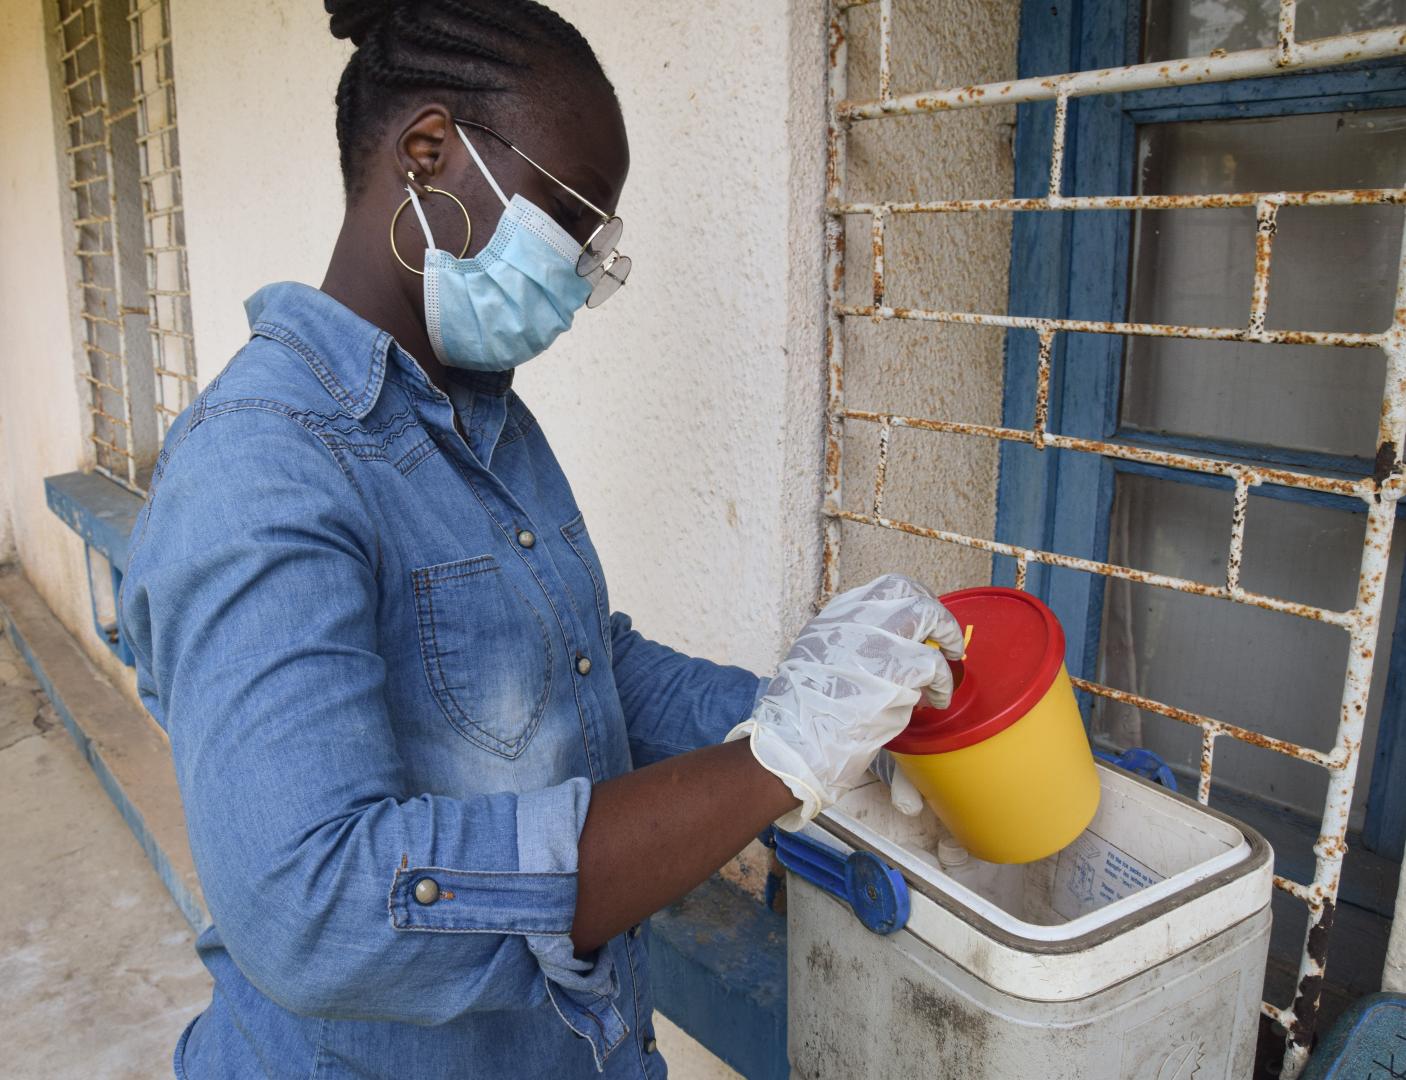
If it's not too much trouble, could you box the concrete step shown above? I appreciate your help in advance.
[0,569,207,931]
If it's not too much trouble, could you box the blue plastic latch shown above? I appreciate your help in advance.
[771,827,910,935]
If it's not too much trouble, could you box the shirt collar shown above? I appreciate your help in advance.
[245,283,519,417]
[244,282,392,420]
[444,371,509,468]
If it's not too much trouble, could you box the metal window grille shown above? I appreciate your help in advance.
[129,0,196,442]
[821,3,1406,1076]
[53,0,195,493]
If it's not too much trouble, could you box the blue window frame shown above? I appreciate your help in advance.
[994,0,1406,859]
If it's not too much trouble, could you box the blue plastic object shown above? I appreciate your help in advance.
[769,827,910,935]
[1301,992,1406,1079]
[1094,745,1179,793]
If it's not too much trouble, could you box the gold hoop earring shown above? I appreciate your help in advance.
[390,178,471,275]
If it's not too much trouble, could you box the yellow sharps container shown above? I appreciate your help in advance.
[886,587,1099,864]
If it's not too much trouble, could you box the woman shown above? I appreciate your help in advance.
[120,2,963,1077]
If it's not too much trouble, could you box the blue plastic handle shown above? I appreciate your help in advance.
[771,828,910,935]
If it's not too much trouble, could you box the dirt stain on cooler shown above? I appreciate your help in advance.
[806,940,839,987]
[895,976,993,1068]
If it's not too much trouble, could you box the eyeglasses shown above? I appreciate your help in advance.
[454,118,631,308]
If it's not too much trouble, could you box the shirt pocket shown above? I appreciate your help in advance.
[412,554,552,758]
[559,513,612,662]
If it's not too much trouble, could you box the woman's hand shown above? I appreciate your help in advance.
[727,574,963,828]
[570,574,961,954]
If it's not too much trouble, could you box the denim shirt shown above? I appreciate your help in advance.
[119,282,762,1079]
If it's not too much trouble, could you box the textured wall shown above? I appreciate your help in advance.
[832,1,1019,598]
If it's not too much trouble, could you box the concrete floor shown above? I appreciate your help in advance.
[0,633,208,1079]
[0,632,738,1079]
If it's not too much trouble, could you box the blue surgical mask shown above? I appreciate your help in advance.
[406,126,591,372]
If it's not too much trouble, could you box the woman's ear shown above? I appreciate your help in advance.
[396,106,452,186]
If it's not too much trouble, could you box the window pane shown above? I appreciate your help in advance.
[1095,473,1402,828]
[1144,0,1406,62]
[1120,110,1405,459]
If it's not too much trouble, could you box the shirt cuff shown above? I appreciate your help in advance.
[386,779,627,1069]
[752,672,773,713]
[518,779,628,1070]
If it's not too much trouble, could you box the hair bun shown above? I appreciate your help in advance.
[325,0,402,47]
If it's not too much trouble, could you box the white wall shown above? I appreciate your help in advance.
[0,0,124,685]
[521,1,827,671]
[0,415,14,566]
[169,0,351,386]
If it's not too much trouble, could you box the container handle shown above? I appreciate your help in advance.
[770,827,910,935]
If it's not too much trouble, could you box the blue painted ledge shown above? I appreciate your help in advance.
[45,470,143,571]
[650,876,789,1080]
[46,470,145,665]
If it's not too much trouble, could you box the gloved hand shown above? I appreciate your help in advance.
[726,574,964,830]
[871,749,926,816]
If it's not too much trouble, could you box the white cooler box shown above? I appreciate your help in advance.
[782,763,1274,1079]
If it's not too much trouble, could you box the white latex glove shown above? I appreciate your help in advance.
[726,574,964,830]
[871,749,926,816]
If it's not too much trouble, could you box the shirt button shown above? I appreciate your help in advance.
[576,655,592,676]
[517,529,536,549]
[413,878,440,906]
[643,1036,657,1054]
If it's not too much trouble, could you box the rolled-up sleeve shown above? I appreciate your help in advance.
[120,404,623,1063]
[609,612,767,767]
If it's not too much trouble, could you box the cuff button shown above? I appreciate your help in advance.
[413,878,440,906]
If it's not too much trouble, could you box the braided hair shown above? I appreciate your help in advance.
[326,0,613,195]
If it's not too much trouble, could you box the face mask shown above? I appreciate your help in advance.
[406,125,592,372]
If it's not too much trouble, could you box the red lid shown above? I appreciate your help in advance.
[886,587,1066,755]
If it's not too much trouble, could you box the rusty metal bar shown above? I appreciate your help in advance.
[1198,729,1217,805]
[1277,0,1299,67]
[835,302,1381,348]
[871,209,886,309]
[877,0,893,103]
[1249,198,1279,336]
[841,25,1406,121]
[840,408,1373,498]
[873,416,892,517]
[1227,472,1255,595]
[1048,89,1069,202]
[1032,329,1054,450]
[820,1,849,605]
[834,505,1357,627]
[1069,676,1338,769]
